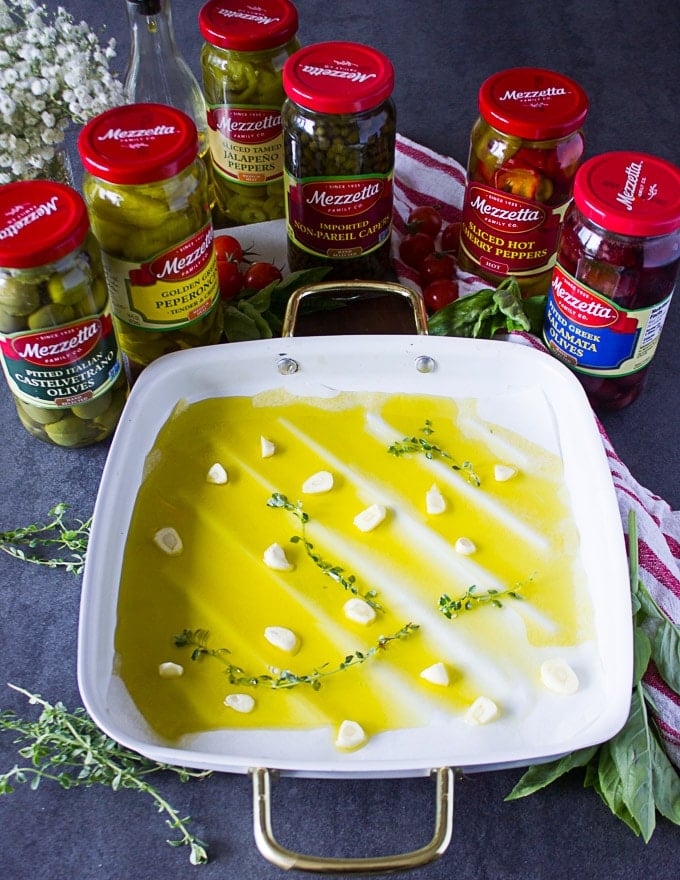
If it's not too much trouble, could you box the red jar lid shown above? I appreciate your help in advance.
[0,180,89,269]
[478,67,589,141]
[573,151,680,237]
[78,103,198,185]
[198,0,298,51]
[283,42,394,114]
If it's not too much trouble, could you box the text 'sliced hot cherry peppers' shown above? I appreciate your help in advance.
[543,151,680,411]
[458,67,589,297]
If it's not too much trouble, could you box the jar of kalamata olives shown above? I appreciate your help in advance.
[78,103,223,385]
[458,67,589,297]
[0,180,128,447]
[198,0,300,227]
[543,151,680,411]
[282,41,396,280]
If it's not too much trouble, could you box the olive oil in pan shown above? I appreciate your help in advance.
[114,391,591,743]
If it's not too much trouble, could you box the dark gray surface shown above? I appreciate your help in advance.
[1,2,679,878]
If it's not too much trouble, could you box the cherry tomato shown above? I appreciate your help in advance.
[440,221,462,253]
[214,234,244,264]
[407,205,443,239]
[398,232,435,269]
[419,251,456,286]
[217,258,244,301]
[244,261,283,290]
[423,279,459,312]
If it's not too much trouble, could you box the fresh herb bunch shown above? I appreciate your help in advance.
[388,420,481,486]
[267,492,382,609]
[0,503,91,574]
[0,684,211,865]
[175,624,419,692]
[507,511,680,841]
[439,583,524,619]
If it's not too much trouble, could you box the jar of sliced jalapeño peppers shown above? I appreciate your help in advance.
[282,41,397,280]
[543,151,680,410]
[458,67,589,297]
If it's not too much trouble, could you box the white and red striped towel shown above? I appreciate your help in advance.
[391,133,680,767]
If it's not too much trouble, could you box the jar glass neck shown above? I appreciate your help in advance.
[126,0,178,49]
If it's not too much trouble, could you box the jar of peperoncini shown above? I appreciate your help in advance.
[198,0,300,227]
[78,103,223,384]
[281,41,397,280]
[458,67,589,297]
[0,180,128,447]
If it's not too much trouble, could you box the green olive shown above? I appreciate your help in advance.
[0,276,41,316]
[75,277,108,317]
[0,305,27,333]
[27,302,75,330]
[47,265,90,306]
[44,414,98,447]
[15,398,64,425]
[71,391,113,420]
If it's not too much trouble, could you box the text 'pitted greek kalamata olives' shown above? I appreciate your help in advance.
[458,68,589,297]
[282,41,396,281]
[543,151,680,410]
[199,0,300,228]
[0,180,127,447]
[78,103,223,384]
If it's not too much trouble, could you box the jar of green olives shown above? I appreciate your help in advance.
[198,0,300,227]
[0,180,128,447]
[78,103,223,384]
[281,42,397,280]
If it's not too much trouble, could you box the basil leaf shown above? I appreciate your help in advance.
[650,615,680,693]
[505,746,598,800]
[594,741,643,837]
[222,305,260,342]
[427,277,533,339]
[649,726,680,825]
[238,301,273,339]
[633,626,652,686]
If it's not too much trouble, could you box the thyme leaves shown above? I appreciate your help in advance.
[438,583,524,619]
[387,420,480,486]
[0,503,91,574]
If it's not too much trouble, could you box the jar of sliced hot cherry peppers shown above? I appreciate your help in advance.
[543,151,680,410]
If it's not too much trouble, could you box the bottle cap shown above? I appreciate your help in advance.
[78,103,198,185]
[0,180,89,268]
[198,0,298,51]
[283,42,394,114]
[573,151,680,237]
[478,67,589,141]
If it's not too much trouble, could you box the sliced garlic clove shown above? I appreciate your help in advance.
[420,662,450,686]
[426,483,446,515]
[302,470,334,494]
[153,526,183,556]
[224,693,256,713]
[206,462,228,484]
[335,719,367,750]
[263,542,294,571]
[158,661,184,679]
[455,536,476,555]
[494,464,517,482]
[343,597,376,625]
[260,436,276,458]
[464,695,500,726]
[540,658,579,695]
[353,503,387,533]
[264,625,299,654]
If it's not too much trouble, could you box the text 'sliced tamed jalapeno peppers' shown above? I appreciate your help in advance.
[0,180,128,448]
[543,151,680,411]
[458,67,589,297]
[281,41,397,281]
[77,102,223,386]
[198,0,300,228]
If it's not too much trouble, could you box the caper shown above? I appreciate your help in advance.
[0,276,41,316]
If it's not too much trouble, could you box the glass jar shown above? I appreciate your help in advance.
[198,0,300,227]
[78,103,223,385]
[543,151,680,411]
[0,181,128,447]
[458,67,589,297]
[282,41,397,281]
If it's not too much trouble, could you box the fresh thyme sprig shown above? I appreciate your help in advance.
[0,684,211,865]
[0,503,91,574]
[387,420,481,486]
[438,583,524,619]
[266,492,382,610]
[174,623,419,692]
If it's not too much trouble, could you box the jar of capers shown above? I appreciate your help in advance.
[198,0,300,227]
[0,180,128,447]
[78,103,223,384]
[281,42,397,280]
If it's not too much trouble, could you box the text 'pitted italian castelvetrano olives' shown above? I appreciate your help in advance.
[198,0,300,228]
[458,68,589,297]
[78,102,223,384]
[0,180,127,448]
[282,41,397,281]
